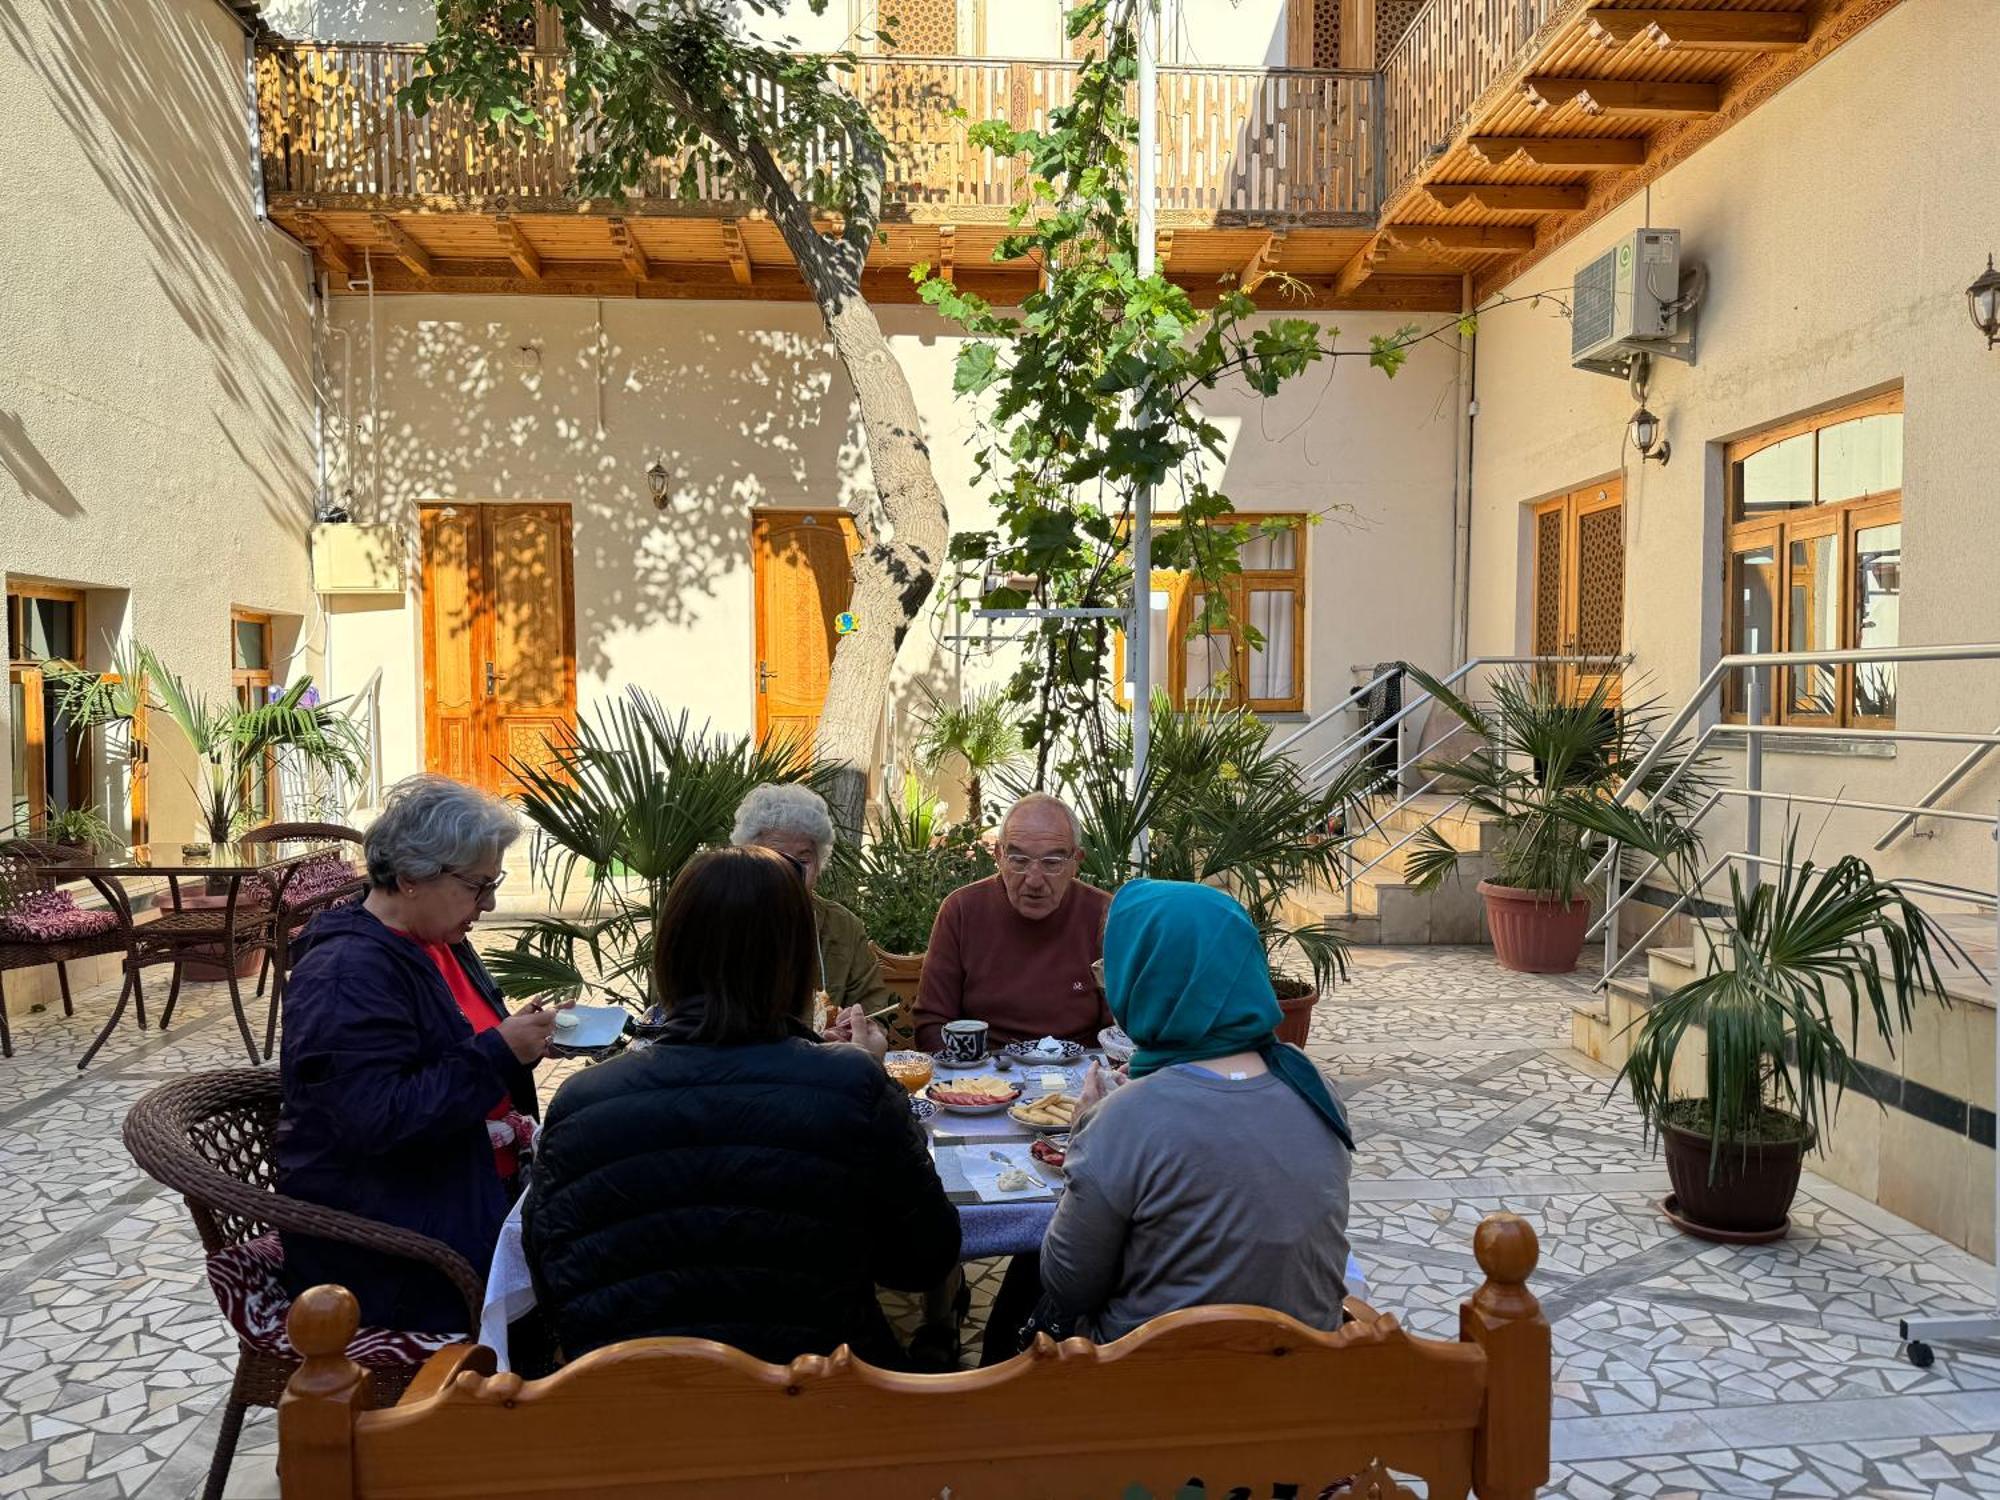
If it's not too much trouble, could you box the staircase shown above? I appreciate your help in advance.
[1285,794,1499,945]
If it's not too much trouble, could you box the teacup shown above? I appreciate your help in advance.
[941,1018,989,1066]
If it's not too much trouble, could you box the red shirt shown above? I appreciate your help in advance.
[912,877,1111,1052]
[403,933,517,1179]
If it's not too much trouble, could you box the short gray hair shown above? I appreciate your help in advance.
[999,792,1083,849]
[365,774,519,889]
[730,783,836,865]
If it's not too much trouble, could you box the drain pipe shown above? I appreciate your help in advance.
[1450,273,1478,664]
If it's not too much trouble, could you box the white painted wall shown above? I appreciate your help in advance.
[258,0,437,42]
[320,293,1458,788]
[0,0,320,845]
[1465,0,2000,892]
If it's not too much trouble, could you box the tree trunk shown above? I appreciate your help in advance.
[810,297,950,836]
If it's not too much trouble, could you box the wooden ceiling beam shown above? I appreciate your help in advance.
[1466,136,1649,168]
[720,218,753,288]
[1154,229,1174,271]
[1523,77,1722,117]
[1584,9,1809,51]
[1425,183,1589,212]
[1331,233,1384,299]
[493,214,542,280]
[293,213,355,277]
[370,214,434,277]
[1240,230,1286,293]
[607,217,651,280]
[938,224,955,284]
[1387,222,1537,254]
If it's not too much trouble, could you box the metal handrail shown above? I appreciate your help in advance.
[1269,662,1403,756]
[1877,717,2000,850]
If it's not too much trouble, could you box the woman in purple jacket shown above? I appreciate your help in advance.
[276,776,555,1333]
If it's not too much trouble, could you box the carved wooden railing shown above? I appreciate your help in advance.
[255,45,1379,222]
[1379,0,1566,198]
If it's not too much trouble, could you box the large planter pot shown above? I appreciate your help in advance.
[1273,977,1318,1047]
[870,944,924,1049]
[173,889,266,981]
[1477,880,1590,974]
[1660,1112,1812,1240]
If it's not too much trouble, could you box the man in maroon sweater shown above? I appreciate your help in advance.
[913,793,1111,1054]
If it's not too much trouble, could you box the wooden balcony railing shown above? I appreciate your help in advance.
[255,46,1379,224]
[1379,0,1563,197]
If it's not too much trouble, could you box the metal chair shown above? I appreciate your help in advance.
[122,1070,481,1500]
[0,840,134,1060]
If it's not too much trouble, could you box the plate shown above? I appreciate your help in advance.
[930,1050,995,1070]
[908,1097,938,1124]
[1030,1133,1070,1178]
[925,1082,1023,1114]
[1098,1026,1135,1064]
[1008,1094,1079,1133]
[1002,1038,1086,1066]
[545,1004,628,1051]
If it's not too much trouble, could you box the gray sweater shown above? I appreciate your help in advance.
[1039,1061,1353,1343]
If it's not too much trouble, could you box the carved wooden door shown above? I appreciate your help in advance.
[1530,479,1624,705]
[751,511,858,749]
[420,503,576,795]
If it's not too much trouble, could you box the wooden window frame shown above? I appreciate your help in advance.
[1118,513,1308,715]
[7,584,87,835]
[1723,390,1904,728]
[232,609,277,825]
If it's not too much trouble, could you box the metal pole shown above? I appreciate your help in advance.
[1743,669,1762,865]
[1129,0,1158,866]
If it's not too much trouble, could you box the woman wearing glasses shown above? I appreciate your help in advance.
[275,774,556,1334]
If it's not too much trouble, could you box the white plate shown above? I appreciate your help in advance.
[1008,1097,1079,1134]
[547,1004,627,1050]
[925,1085,1023,1114]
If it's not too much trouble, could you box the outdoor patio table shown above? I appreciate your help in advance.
[34,840,347,1070]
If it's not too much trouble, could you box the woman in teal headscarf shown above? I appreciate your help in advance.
[1036,879,1354,1345]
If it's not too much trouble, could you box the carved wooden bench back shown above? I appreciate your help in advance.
[277,1213,1549,1500]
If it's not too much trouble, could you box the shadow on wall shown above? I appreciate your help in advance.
[0,409,84,516]
[0,0,312,539]
[355,308,870,685]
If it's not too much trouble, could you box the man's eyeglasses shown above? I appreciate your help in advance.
[443,870,508,900]
[1001,851,1075,876]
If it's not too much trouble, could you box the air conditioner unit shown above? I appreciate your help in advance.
[1570,229,1694,378]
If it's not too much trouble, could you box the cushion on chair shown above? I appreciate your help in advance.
[0,890,119,943]
[259,852,359,909]
[207,1234,462,1370]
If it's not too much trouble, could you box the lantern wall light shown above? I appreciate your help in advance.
[1968,254,2000,348]
[646,461,671,511]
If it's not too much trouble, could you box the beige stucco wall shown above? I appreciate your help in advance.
[0,0,321,845]
[1466,0,2000,896]
[320,293,1460,790]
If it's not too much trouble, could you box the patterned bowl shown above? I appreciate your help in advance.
[1002,1038,1086,1066]
[908,1096,938,1123]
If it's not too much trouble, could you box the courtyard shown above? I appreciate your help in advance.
[0,945,1995,1498]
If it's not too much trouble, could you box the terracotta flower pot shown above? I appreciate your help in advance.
[173,889,266,981]
[1660,1113,1811,1239]
[1477,880,1591,974]
[1273,978,1318,1047]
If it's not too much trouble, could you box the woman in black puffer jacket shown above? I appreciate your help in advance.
[523,845,961,1369]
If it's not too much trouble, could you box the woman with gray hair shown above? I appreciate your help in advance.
[731,782,891,1052]
[276,775,559,1334]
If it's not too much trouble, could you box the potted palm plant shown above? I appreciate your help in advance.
[483,691,839,1010]
[1063,699,1374,1043]
[911,685,1028,831]
[1400,667,1700,974]
[1558,803,1964,1240]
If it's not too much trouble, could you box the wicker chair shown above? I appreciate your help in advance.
[123,1070,483,1500]
[239,821,368,1056]
[0,839,134,1060]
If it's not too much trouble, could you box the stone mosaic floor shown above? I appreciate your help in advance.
[1,944,1997,1496]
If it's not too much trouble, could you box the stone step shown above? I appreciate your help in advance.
[1362,794,1501,853]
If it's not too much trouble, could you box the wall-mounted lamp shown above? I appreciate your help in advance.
[1629,405,1670,466]
[645,461,671,511]
[1968,254,2000,348]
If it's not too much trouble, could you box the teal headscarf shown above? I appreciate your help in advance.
[1102,879,1353,1151]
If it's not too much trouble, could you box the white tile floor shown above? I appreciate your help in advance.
[1,944,1996,1497]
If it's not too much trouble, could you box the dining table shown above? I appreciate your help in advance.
[37,839,351,1069]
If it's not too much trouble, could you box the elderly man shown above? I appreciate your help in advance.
[912,792,1110,1054]
[731,784,892,1045]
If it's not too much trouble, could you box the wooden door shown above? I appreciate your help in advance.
[1530,479,1624,705]
[751,511,859,747]
[420,503,577,795]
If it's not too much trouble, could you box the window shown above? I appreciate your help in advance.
[1121,515,1307,713]
[7,585,89,834]
[233,610,277,825]
[1724,392,1902,727]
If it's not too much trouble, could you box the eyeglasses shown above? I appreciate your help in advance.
[776,852,810,880]
[443,869,508,900]
[1001,851,1075,876]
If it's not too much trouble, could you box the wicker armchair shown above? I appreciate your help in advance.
[0,839,134,1059]
[239,821,367,1055]
[123,1070,483,1500]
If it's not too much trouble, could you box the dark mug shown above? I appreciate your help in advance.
[941,1019,988,1065]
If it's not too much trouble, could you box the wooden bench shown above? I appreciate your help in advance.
[277,1211,1550,1499]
